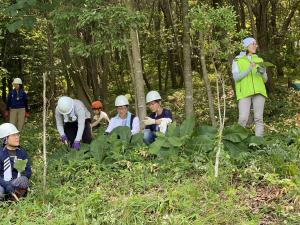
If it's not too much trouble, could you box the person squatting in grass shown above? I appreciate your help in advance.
[55,96,92,150]
[143,90,172,145]
[6,78,30,132]
[232,37,268,136]
[0,123,31,201]
[105,95,140,135]
[91,100,110,130]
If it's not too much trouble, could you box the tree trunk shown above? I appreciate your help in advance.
[126,0,146,122]
[199,34,216,127]
[245,0,258,41]
[182,0,194,117]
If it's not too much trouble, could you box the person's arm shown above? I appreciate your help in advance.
[131,117,140,135]
[105,117,115,133]
[101,111,110,123]
[261,71,268,83]
[55,108,65,136]
[232,60,254,81]
[0,158,6,187]
[91,116,101,128]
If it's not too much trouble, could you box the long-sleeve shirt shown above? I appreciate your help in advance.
[232,53,268,83]
[55,99,91,142]
[105,113,140,135]
[7,88,29,112]
[145,108,172,132]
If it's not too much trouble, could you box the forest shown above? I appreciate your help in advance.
[0,0,300,224]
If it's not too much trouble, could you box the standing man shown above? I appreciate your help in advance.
[55,96,92,150]
[7,78,29,131]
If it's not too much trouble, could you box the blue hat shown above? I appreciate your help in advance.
[242,37,256,48]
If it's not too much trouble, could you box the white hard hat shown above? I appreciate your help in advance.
[0,123,19,139]
[115,95,129,106]
[12,78,22,85]
[146,90,161,103]
[57,96,74,115]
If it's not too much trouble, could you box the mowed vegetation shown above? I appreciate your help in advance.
[1,79,299,225]
[1,0,300,224]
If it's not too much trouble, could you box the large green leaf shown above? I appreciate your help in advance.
[198,125,217,136]
[90,135,108,162]
[246,136,266,146]
[23,16,36,30]
[257,61,275,68]
[168,136,183,147]
[223,124,249,143]
[149,138,165,154]
[6,20,23,33]
[223,140,248,159]
[111,126,131,145]
[130,133,144,146]
[166,122,180,137]
[14,159,28,173]
[180,117,195,137]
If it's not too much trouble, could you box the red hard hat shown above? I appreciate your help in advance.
[91,100,103,109]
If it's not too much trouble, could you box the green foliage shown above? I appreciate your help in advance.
[257,61,275,68]
[14,159,28,173]
[149,117,195,157]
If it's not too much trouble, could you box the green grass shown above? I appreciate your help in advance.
[1,80,300,225]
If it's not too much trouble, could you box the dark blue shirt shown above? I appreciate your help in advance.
[0,147,31,189]
[145,108,172,131]
[7,88,29,111]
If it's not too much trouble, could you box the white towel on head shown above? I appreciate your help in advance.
[3,157,12,181]
[159,118,172,134]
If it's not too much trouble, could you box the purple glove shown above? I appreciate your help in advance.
[60,135,68,143]
[72,141,80,150]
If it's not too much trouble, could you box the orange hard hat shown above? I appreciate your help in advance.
[91,100,103,109]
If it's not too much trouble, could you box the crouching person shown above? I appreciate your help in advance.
[143,91,172,145]
[0,123,31,201]
[91,100,110,130]
[105,95,140,135]
[55,96,92,150]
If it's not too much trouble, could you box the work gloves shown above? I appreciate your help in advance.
[60,135,68,144]
[257,67,266,74]
[72,141,80,150]
[143,117,156,126]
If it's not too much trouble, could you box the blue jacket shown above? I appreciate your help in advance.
[145,108,172,132]
[0,147,31,190]
[7,88,29,111]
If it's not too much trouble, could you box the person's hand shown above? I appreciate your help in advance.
[5,182,15,194]
[60,135,68,144]
[25,112,30,118]
[142,117,156,126]
[257,66,266,74]
[72,141,80,150]
[250,61,256,68]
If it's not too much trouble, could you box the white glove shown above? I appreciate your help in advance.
[142,117,155,125]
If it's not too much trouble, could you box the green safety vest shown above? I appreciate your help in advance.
[235,54,267,100]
